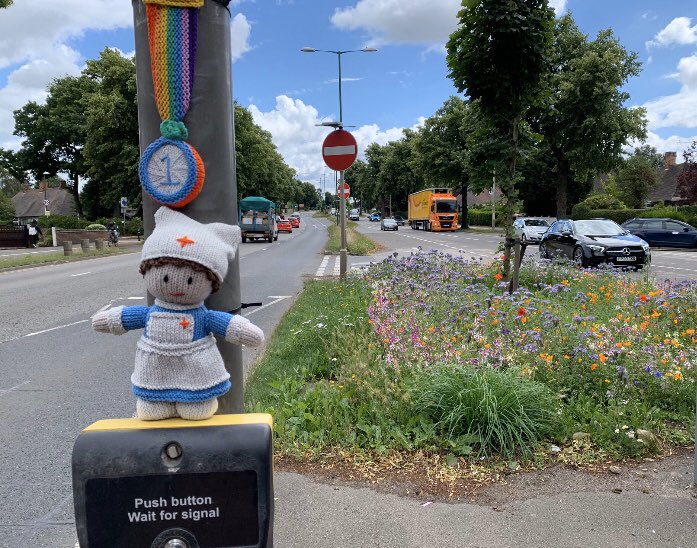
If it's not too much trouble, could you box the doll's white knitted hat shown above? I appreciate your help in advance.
[142,207,241,282]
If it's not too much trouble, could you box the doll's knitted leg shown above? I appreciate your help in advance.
[136,398,177,420]
[176,398,218,420]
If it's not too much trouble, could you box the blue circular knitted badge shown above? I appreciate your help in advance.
[139,137,204,207]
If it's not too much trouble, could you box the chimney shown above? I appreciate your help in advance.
[38,181,48,191]
[664,151,677,168]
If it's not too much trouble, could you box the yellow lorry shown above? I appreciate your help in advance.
[407,188,458,231]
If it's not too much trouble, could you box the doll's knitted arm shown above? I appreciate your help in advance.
[92,305,148,335]
[207,310,265,347]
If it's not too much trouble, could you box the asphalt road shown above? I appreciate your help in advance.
[1,213,696,547]
[0,212,331,547]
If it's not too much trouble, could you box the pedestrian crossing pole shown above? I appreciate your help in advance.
[132,0,245,413]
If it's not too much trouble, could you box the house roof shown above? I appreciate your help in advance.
[11,188,77,218]
[648,164,685,203]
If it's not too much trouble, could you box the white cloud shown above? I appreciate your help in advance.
[0,45,82,150]
[0,1,132,70]
[230,13,252,62]
[643,54,697,130]
[548,0,567,16]
[248,95,420,183]
[635,131,697,160]
[646,17,697,49]
[330,0,566,48]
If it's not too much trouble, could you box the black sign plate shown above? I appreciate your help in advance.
[85,471,259,548]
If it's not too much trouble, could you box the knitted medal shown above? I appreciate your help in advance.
[139,0,205,208]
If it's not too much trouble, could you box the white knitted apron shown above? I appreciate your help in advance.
[131,312,230,392]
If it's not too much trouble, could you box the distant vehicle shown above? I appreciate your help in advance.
[239,196,278,243]
[349,209,360,221]
[369,213,381,222]
[277,217,293,233]
[408,188,458,231]
[621,218,697,248]
[288,216,300,228]
[393,215,405,226]
[539,219,650,268]
[330,208,337,215]
[513,217,550,244]
[380,218,398,231]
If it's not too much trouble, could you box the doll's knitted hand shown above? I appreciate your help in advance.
[225,315,264,347]
[91,306,126,335]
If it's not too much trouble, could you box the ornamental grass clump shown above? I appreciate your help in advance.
[412,365,559,457]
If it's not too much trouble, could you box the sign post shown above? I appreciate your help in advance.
[322,129,357,279]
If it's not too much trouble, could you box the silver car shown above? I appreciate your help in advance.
[513,217,550,244]
[380,218,398,231]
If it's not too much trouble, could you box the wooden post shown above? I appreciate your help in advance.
[62,241,73,256]
[81,239,90,253]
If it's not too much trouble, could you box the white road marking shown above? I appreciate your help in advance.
[70,271,91,277]
[127,296,145,300]
[24,320,89,338]
[651,265,697,273]
[0,249,58,257]
[243,296,291,317]
[0,380,30,394]
[315,256,330,277]
[332,256,340,275]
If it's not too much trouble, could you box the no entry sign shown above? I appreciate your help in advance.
[337,182,350,199]
[322,130,357,171]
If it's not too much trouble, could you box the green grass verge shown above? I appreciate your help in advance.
[326,220,379,255]
[0,247,128,269]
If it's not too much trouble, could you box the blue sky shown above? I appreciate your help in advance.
[1,0,696,186]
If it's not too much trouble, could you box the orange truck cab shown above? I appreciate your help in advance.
[408,188,458,231]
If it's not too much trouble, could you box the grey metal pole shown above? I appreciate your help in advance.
[337,53,343,125]
[339,170,347,279]
[132,1,244,413]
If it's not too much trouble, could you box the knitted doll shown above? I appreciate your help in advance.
[91,207,264,421]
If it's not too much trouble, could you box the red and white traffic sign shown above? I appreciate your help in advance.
[322,129,357,171]
[337,182,350,199]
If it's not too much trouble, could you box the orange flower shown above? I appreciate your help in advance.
[674,371,683,381]
[492,319,499,326]
[494,273,503,281]
[591,363,598,371]
[517,307,526,316]
[599,353,607,363]
[639,295,648,302]
[521,317,528,323]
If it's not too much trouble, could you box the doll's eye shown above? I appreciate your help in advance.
[163,275,169,283]
[187,277,193,285]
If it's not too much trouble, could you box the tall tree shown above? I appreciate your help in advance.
[0,168,23,198]
[531,14,646,218]
[677,141,697,204]
[414,97,473,228]
[447,0,554,279]
[0,1,13,8]
[0,149,27,185]
[0,192,15,223]
[81,49,140,219]
[615,153,659,208]
[345,159,372,210]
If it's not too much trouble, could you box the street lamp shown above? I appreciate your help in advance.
[302,46,377,278]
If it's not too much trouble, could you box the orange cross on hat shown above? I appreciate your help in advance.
[176,235,195,248]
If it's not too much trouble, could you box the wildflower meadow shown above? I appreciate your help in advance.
[247,251,697,462]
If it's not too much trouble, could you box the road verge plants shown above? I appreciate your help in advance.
[326,220,379,256]
[248,251,696,468]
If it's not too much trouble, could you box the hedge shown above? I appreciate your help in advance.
[571,205,697,227]
[467,210,504,227]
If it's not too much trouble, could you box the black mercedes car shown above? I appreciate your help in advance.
[539,219,650,268]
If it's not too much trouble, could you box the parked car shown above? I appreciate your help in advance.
[330,208,337,215]
[621,218,697,248]
[539,219,650,268]
[369,213,381,222]
[380,218,398,231]
[513,217,550,244]
[288,216,300,228]
[349,209,360,221]
[277,217,293,233]
[393,215,406,226]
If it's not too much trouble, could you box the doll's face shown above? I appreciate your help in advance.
[144,263,213,305]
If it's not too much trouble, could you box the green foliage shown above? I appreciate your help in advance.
[82,49,140,219]
[326,221,378,255]
[0,192,15,223]
[412,365,559,457]
[36,215,90,230]
[575,193,627,212]
[531,14,646,218]
[0,0,13,7]
[85,224,106,230]
[615,154,659,208]
[468,209,504,227]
